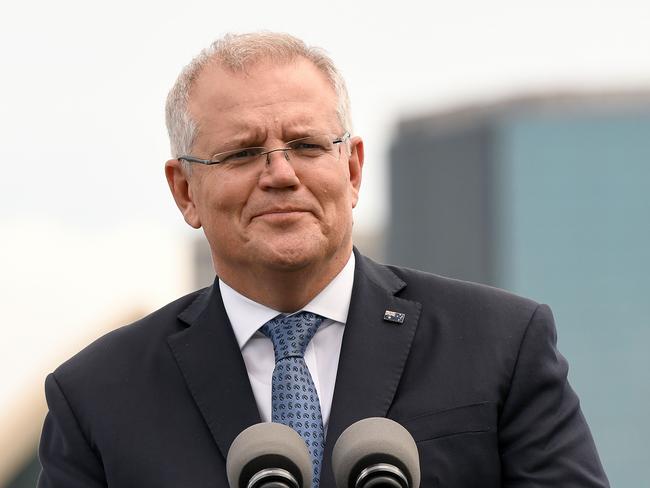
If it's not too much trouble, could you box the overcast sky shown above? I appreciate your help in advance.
[2,0,650,424]
[3,0,650,231]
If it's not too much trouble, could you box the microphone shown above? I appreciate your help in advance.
[332,417,420,488]
[226,422,313,488]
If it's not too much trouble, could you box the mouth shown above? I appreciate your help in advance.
[251,208,312,222]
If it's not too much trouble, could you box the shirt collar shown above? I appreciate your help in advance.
[219,252,355,351]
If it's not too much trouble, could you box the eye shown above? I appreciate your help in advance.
[288,136,333,157]
[292,141,325,150]
[215,147,264,165]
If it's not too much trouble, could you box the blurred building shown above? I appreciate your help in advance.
[387,91,650,487]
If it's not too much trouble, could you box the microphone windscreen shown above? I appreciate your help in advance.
[332,417,420,488]
[226,422,313,488]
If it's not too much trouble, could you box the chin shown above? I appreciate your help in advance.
[258,244,323,271]
[252,233,338,271]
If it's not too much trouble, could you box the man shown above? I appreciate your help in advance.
[38,32,609,487]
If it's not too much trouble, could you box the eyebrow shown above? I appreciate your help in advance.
[198,119,338,155]
[281,122,339,141]
[203,128,267,154]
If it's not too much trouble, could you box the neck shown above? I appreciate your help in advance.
[216,249,352,312]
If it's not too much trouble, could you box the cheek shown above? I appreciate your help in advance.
[310,166,352,198]
[316,181,355,224]
[325,174,355,207]
[194,173,250,217]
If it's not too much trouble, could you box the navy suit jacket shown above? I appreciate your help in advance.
[38,251,609,487]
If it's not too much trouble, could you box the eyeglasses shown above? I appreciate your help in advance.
[178,133,350,167]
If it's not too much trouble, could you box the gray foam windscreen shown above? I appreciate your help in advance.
[332,417,420,488]
[226,422,313,488]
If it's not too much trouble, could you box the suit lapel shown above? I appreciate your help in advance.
[165,254,422,485]
[167,283,261,460]
[320,251,422,487]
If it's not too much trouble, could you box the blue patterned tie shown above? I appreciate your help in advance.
[261,312,325,488]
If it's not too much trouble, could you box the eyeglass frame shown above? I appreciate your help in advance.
[177,132,351,166]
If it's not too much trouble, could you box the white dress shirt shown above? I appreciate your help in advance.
[219,253,355,432]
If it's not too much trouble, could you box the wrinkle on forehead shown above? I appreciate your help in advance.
[188,58,340,154]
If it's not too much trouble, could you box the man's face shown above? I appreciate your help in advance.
[166,57,363,285]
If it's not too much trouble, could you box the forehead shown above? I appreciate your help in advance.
[188,57,340,141]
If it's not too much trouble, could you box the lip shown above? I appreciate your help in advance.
[251,208,312,221]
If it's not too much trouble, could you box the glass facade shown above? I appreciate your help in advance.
[389,98,650,486]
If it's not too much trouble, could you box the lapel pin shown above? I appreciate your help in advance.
[383,310,406,324]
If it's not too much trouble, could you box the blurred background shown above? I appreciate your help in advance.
[1,1,649,486]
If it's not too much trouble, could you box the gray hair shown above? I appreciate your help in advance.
[165,32,352,167]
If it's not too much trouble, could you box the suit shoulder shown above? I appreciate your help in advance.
[382,262,541,324]
[372,262,556,366]
[52,287,210,380]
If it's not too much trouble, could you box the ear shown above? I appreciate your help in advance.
[165,159,202,229]
[347,136,364,208]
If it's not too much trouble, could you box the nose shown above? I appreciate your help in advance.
[264,147,291,165]
[258,149,300,190]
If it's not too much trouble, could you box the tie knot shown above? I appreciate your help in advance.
[261,311,324,361]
